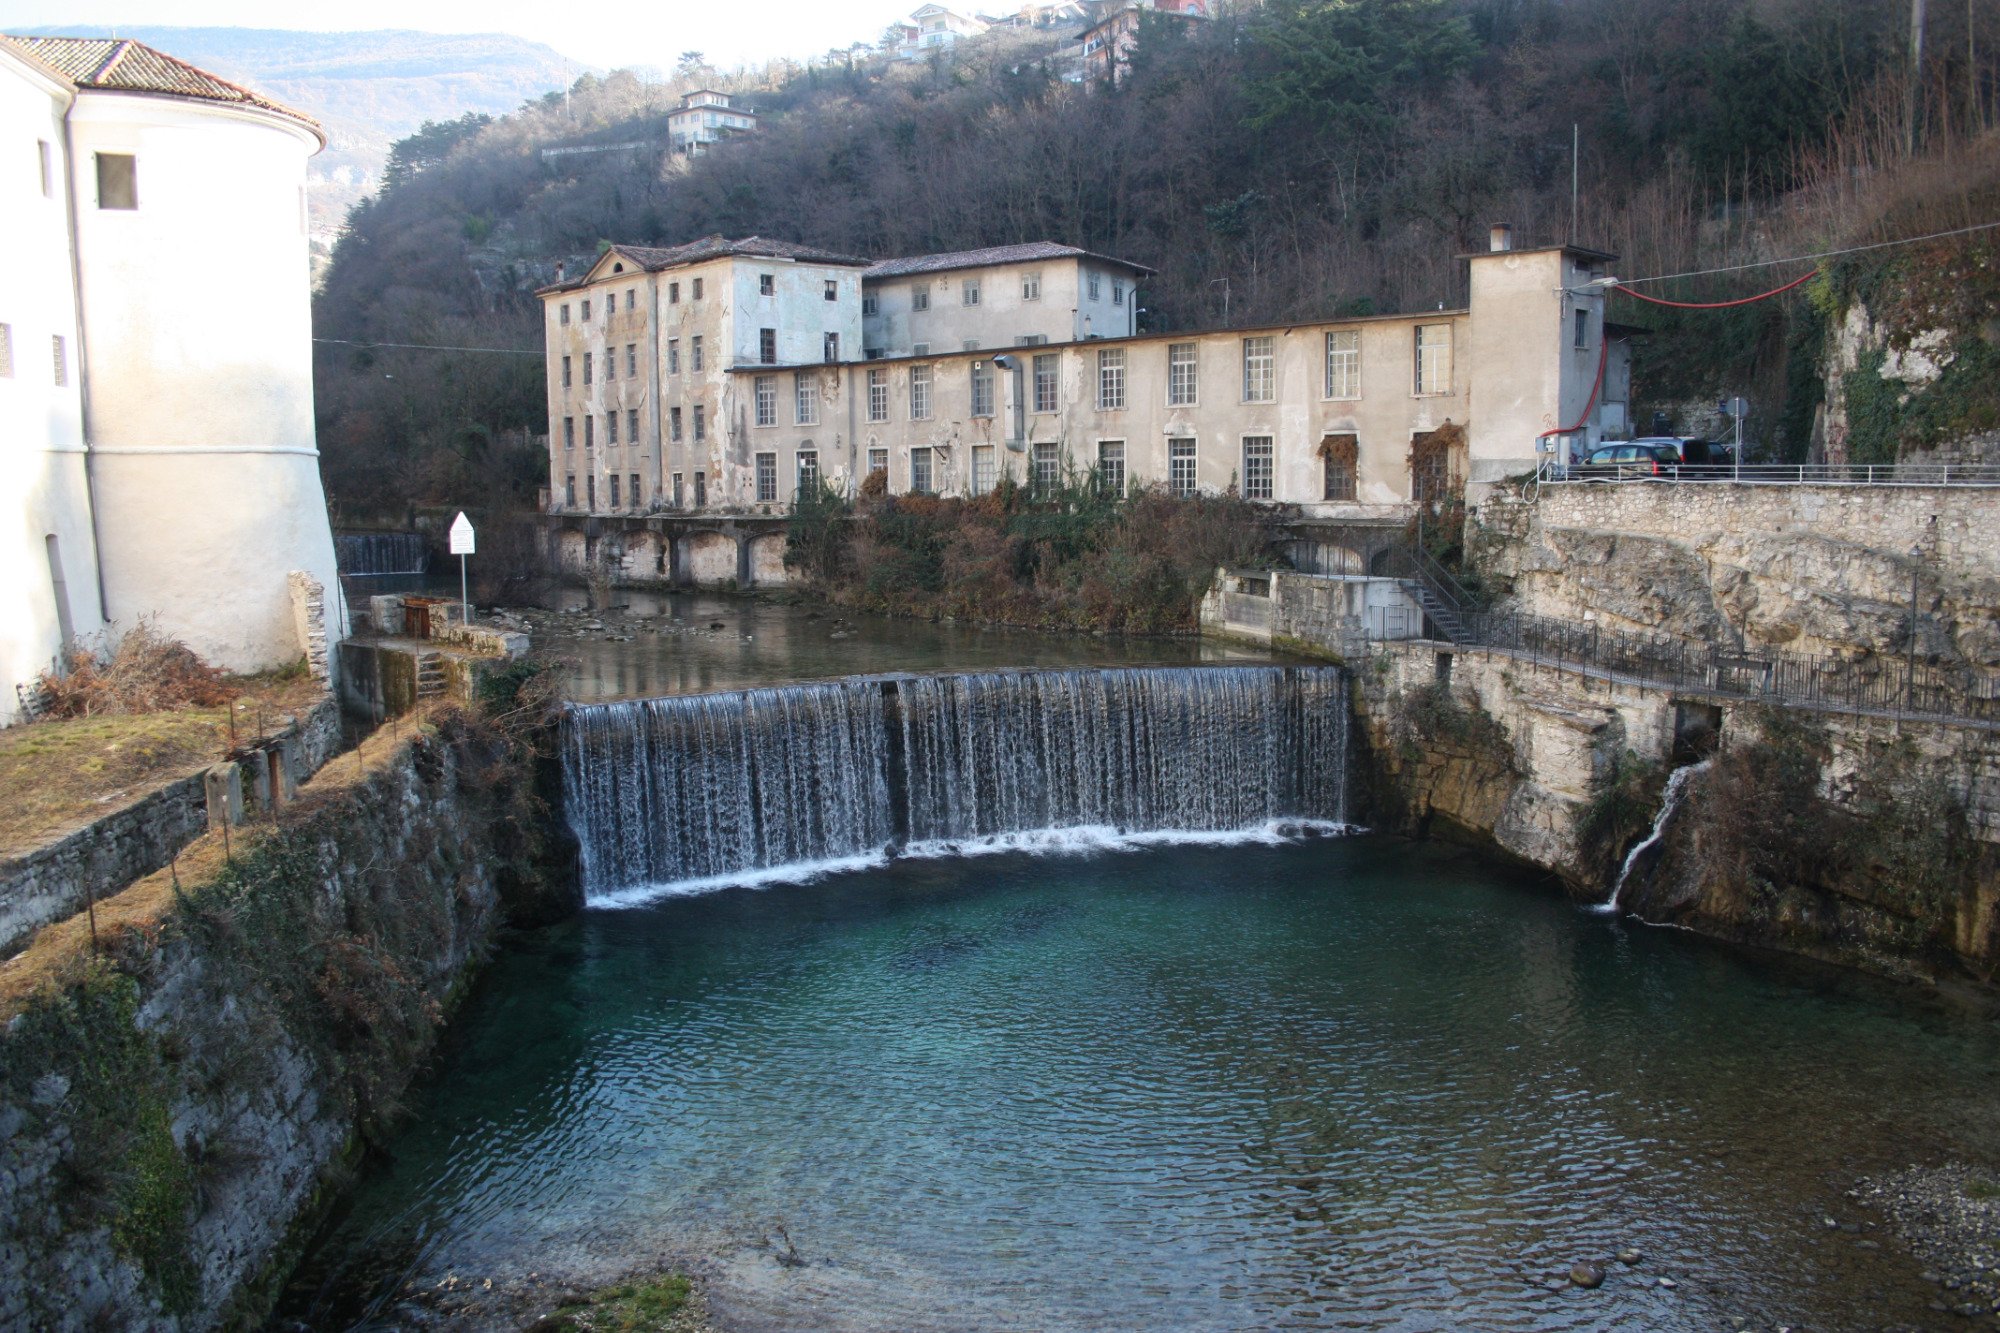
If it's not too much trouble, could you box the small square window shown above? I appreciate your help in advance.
[95,153,136,210]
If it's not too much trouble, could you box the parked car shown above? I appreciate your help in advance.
[1569,440,1684,480]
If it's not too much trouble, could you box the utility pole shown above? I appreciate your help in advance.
[1910,0,1929,154]
[1972,0,1982,132]
[1571,124,1580,241]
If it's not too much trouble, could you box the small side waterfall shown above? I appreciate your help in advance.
[563,666,1350,905]
[1596,758,1712,915]
[335,532,431,577]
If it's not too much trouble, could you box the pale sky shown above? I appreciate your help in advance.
[0,0,901,71]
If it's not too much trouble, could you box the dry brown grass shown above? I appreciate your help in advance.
[36,624,239,718]
[0,710,434,1023]
[0,674,327,861]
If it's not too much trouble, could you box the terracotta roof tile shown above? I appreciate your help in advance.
[0,35,321,137]
[863,241,1154,278]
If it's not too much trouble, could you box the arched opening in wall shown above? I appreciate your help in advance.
[1318,433,1358,502]
[1407,422,1466,509]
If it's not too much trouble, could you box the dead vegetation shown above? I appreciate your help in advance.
[35,623,241,718]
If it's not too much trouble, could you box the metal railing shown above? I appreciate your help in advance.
[1537,460,2000,487]
[1364,600,2000,723]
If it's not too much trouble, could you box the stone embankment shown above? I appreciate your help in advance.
[0,706,575,1331]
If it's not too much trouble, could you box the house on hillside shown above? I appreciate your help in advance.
[0,34,343,722]
[889,5,992,60]
[667,89,756,155]
[1079,0,1209,86]
[534,225,1634,526]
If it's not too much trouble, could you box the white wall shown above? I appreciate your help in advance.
[0,54,105,722]
[68,92,343,674]
[863,257,1143,357]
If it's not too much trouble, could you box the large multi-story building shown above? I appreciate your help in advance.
[538,226,1632,523]
[1,35,343,721]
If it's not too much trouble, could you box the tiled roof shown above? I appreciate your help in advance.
[863,241,1155,278]
[0,35,321,138]
[542,235,872,291]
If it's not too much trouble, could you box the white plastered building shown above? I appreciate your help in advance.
[0,36,343,722]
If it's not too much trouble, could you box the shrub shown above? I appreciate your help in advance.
[36,623,237,717]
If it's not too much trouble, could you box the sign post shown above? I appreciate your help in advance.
[448,511,475,626]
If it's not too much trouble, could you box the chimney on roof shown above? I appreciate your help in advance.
[555,260,566,282]
[1488,223,1513,253]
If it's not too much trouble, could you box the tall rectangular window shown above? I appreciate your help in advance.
[1415,323,1452,395]
[1326,330,1360,399]
[628,408,639,441]
[669,282,680,303]
[694,471,706,506]
[962,278,981,306]
[825,279,839,301]
[1096,440,1125,496]
[604,347,615,381]
[1031,442,1060,491]
[1169,438,1197,497]
[1243,436,1273,499]
[583,351,593,385]
[911,284,930,312]
[1087,273,1101,300]
[626,344,637,377]
[581,299,592,321]
[824,332,839,363]
[609,473,620,508]
[584,415,595,448]
[795,371,818,425]
[565,475,576,506]
[910,363,933,420]
[690,336,704,372]
[1167,342,1197,405]
[627,288,636,310]
[756,452,777,503]
[587,475,596,509]
[760,327,777,363]
[1022,272,1041,301]
[862,293,879,316]
[970,361,995,417]
[606,410,618,445]
[1097,349,1125,410]
[798,450,820,493]
[755,375,778,427]
[560,304,570,326]
[1242,336,1275,402]
[673,473,684,507]
[972,445,996,495]
[911,447,934,494]
[562,356,572,388]
[630,473,641,509]
[95,153,136,209]
[760,273,776,296]
[563,417,574,449]
[869,447,888,476]
[692,278,704,300]
[867,368,888,422]
[1322,433,1358,501]
[1574,307,1590,349]
[693,404,706,441]
[667,338,680,374]
[669,407,683,442]
[1112,280,1125,306]
[1033,353,1059,413]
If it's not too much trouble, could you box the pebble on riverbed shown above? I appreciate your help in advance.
[1568,1261,1605,1289]
[1856,1163,2000,1316]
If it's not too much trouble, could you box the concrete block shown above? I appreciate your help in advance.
[204,764,242,829]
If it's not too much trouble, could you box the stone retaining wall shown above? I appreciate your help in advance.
[0,696,343,959]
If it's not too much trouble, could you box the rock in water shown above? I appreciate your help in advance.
[1569,1262,1606,1289]
[1616,1248,1642,1265]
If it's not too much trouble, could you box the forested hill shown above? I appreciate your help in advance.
[18,26,584,241]
[310,0,1994,511]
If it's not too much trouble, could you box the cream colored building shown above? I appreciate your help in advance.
[1,36,342,722]
[666,90,756,156]
[540,228,1633,525]
[861,242,1148,356]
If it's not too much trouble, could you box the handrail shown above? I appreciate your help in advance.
[1537,460,2000,487]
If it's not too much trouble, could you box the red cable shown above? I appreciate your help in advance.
[1537,335,1610,441]
[1610,269,1817,308]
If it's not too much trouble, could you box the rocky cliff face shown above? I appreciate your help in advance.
[0,712,575,1331]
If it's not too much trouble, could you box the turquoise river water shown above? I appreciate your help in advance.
[287,834,2000,1331]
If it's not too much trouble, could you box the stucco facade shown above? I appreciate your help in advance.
[540,234,1629,525]
[1,37,341,721]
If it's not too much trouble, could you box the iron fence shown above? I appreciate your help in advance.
[1536,460,2000,487]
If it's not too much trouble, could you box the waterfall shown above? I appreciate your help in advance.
[335,531,430,577]
[1596,758,1712,915]
[563,666,1350,905]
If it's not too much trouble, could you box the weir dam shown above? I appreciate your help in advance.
[561,664,1352,902]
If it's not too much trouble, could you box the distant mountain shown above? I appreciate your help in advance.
[15,26,587,247]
